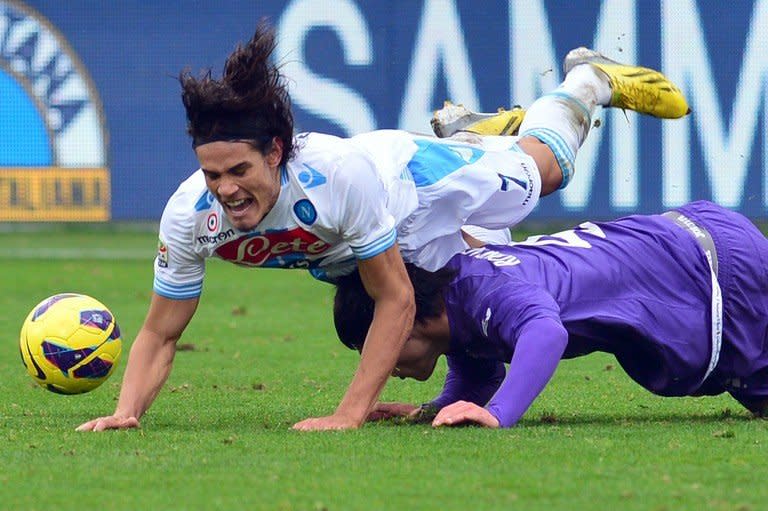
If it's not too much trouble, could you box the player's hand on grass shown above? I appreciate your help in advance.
[75,415,140,432]
[292,413,362,431]
[367,402,419,421]
[431,401,500,428]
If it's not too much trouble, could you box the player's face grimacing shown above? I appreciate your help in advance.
[196,139,283,231]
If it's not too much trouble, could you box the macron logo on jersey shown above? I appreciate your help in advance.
[298,164,327,189]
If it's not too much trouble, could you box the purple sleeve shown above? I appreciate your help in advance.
[429,355,506,409]
[485,317,568,427]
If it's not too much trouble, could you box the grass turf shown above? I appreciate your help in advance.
[2,229,767,511]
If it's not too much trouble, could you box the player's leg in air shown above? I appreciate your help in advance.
[432,47,690,195]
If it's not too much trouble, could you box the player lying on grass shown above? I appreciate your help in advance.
[334,201,768,428]
[76,20,688,432]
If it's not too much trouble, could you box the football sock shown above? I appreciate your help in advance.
[517,64,610,188]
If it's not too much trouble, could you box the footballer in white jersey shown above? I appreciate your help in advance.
[77,23,688,433]
[154,130,539,300]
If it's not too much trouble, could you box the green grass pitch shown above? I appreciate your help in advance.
[2,227,767,511]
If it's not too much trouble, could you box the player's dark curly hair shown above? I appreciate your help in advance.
[333,264,456,351]
[180,20,295,165]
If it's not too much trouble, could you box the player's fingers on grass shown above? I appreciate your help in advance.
[75,416,111,432]
[292,415,360,431]
[459,407,500,428]
[432,401,501,428]
[292,416,328,430]
[432,400,472,426]
[78,416,138,432]
[292,419,311,430]
[432,411,472,427]
[445,403,496,427]
[93,419,112,432]
[292,417,330,430]
[434,412,483,427]
[75,419,100,432]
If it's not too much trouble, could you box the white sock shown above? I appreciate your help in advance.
[560,63,612,107]
[517,65,611,188]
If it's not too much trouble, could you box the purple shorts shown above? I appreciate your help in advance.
[677,201,768,402]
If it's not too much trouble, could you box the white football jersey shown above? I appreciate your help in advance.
[154,130,540,300]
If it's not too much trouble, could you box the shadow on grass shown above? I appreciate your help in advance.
[518,409,759,428]
[63,406,764,433]
[359,407,762,430]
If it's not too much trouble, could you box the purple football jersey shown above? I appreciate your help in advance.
[437,201,768,425]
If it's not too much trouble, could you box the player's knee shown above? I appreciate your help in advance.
[517,137,563,196]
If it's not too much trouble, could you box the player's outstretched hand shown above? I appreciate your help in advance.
[292,413,361,431]
[431,401,500,428]
[76,415,140,432]
[367,402,419,421]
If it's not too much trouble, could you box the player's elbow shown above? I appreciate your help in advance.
[544,324,569,355]
[522,317,569,355]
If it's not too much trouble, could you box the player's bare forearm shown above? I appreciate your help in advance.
[293,246,414,430]
[82,293,198,429]
[334,246,415,424]
[112,294,197,420]
[113,328,178,420]
[335,295,414,423]
[292,293,413,430]
[76,327,179,432]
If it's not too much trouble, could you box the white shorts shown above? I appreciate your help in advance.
[462,225,513,245]
[398,135,541,271]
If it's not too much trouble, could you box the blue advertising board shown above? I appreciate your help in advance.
[3,0,766,220]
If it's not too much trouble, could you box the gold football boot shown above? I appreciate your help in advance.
[431,100,526,138]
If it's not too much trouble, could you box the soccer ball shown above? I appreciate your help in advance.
[19,293,122,394]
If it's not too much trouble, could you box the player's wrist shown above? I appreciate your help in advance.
[112,405,141,421]
[332,405,368,426]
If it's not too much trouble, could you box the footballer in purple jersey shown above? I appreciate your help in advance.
[334,201,768,428]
